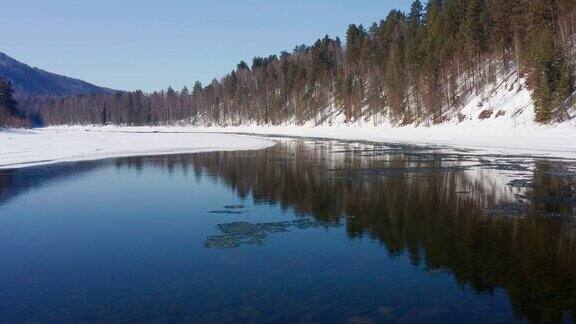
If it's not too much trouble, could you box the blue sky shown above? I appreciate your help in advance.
[2,0,411,92]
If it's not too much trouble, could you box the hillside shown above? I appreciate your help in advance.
[37,0,576,129]
[0,52,112,96]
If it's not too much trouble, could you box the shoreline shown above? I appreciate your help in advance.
[0,128,275,170]
[60,124,576,158]
[2,123,575,170]
[195,125,576,159]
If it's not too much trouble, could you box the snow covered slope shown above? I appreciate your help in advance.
[447,73,545,127]
[293,71,573,128]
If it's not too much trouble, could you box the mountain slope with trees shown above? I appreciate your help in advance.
[0,53,115,127]
[0,52,112,97]
[28,0,576,127]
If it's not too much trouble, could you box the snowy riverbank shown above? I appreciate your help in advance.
[2,122,575,170]
[196,123,576,159]
[46,122,576,158]
[0,128,275,169]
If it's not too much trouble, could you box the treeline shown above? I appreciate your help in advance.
[40,0,576,127]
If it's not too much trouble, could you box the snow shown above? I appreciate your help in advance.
[0,128,275,169]
[193,122,576,158]
[448,72,538,127]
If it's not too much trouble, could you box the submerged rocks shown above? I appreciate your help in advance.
[204,221,292,249]
[204,219,338,249]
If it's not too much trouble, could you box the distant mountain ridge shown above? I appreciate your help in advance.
[0,52,114,96]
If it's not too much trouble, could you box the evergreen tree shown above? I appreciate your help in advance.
[0,78,18,115]
[529,27,574,122]
[236,61,249,70]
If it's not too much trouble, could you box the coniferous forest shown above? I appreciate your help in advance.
[0,78,28,127]
[5,0,576,127]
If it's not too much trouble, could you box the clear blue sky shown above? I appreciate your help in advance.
[2,0,412,92]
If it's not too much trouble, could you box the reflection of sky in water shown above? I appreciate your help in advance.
[0,140,574,322]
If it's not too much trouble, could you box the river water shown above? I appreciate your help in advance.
[0,138,575,322]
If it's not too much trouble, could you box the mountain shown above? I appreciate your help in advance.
[0,52,113,96]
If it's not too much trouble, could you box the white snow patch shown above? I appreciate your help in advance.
[0,127,275,169]
[451,73,538,127]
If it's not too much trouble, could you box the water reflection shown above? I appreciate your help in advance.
[0,139,575,322]
[0,162,103,205]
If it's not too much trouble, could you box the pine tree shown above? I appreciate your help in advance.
[236,61,249,70]
[490,0,513,55]
[529,27,574,122]
[0,78,18,115]
[0,77,23,126]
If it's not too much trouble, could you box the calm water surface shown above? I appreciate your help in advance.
[0,139,575,323]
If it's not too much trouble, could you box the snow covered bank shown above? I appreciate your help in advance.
[195,123,576,159]
[0,128,275,169]
[2,119,574,170]
[35,123,576,160]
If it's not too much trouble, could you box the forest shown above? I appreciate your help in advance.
[4,0,576,127]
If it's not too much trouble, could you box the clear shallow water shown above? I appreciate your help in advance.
[0,139,575,323]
